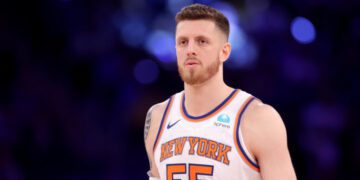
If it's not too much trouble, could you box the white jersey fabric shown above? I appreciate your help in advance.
[153,89,261,180]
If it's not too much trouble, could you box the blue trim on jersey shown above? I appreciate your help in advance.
[182,89,238,120]
[153,96,173,152]
[236,97,260,168]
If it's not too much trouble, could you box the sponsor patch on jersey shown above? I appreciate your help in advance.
[217,114,230,123]
[214,121,230,129]
[214,114,230,129]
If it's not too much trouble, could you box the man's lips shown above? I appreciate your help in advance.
[185,59,200,66]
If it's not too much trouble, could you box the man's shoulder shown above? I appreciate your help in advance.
[149,99,170,120]
[245,99,281,121]
[241,98,286,139]
[144,98,172,145]
[146,94,176,130]
[149,91,181,118]
[244,98,287,138]
[241,99,288,156]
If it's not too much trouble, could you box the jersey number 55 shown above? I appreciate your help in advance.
[167,163,214,180]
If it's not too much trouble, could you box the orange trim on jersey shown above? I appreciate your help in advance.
[180,89,239,122]
[153,96,174,152]
[233,96,260,172]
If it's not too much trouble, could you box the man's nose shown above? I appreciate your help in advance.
[186,41,197,56]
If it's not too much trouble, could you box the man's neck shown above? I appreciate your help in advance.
[183,74,234,117]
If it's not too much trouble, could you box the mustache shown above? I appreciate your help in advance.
[186,57,198,60]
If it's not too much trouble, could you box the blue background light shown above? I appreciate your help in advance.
[119,18,147,47]
[291,16,316,44]
[134,59,159,84]
[167,0,194,15]
[145,30,176,63]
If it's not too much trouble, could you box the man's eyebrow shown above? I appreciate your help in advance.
[176,36,187,41]
[176,35,210,40]
[195,35,210,40]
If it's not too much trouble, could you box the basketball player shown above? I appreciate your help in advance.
[144,4,296,180]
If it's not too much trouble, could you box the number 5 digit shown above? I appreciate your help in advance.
[167,163,214,180]
[167,164,186,180]
[189,164,213,179]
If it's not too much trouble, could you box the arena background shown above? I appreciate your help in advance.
[0,0,359,179]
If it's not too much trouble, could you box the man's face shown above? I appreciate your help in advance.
[175,20,227,85]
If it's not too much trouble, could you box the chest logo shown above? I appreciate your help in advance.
[214,114,230,129]
[167,119,181,129]
[217,114,230,123]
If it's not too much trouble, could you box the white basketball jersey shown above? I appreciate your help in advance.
[153,89,261,180]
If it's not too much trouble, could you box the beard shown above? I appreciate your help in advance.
[178,58,221,85]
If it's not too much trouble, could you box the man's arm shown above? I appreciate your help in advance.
[144,101,167,178]
[144,105,156,173]
[242,100,296,180]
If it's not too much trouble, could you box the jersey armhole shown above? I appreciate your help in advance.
[233,96,261,172]
[152,96,174,153]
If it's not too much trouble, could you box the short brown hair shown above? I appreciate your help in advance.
[175,4,230,40]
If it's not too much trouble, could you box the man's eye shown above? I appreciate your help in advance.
[179,40,187,45]
[199,40,207,44]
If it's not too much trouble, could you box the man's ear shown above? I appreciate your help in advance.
[220,42,232,63]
